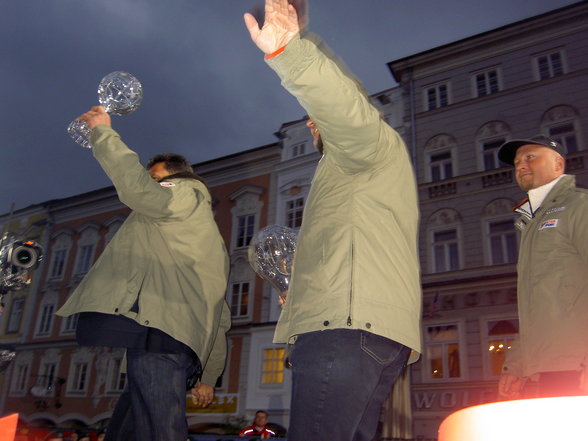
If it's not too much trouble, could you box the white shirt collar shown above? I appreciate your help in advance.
[528,174,565,213]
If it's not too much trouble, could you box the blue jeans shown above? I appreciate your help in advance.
[287,329,410,441]
[105,349,197,441]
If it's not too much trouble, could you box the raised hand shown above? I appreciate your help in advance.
[244,0,300,54]
[77,106,111,129]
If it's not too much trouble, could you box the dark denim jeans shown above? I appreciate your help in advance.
[105,349,196,441]
[287,329,410,441]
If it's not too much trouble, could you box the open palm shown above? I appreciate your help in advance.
[244,0,300,54]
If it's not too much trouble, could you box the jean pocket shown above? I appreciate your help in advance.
[360,332,406,365]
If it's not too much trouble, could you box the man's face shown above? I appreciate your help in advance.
[514,144,564,192]
[254,412,268,427]
[148,162,171,182]
[306,119,323,154]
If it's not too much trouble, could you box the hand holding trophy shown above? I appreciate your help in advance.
[68,71,143,148]
[248,225,297,304]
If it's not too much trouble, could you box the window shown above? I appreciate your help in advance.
[61,314,79,335]
[12,364,29,395]
[291,142,307,158]
[35,362,57,395]
[476,121,511,171]
[6,297,25,333]
[425,83,449,111]
[424,134,457,182]
[541,105,581,155]
[69,362,89,394]
[235,215,255,248]
[286,197,304,229]
[230,282,250,318]
[74,244,94,275]
[549,122,578,154]
[488,219,518,264]
[106,358,127,393]
[473,69,500,97]
[485,318,518,377]
[48,233,72,279]
[261,347,285,385]
[535,51,564,80]
[433,229,459,272]
[430,151,453,181]
[482,139,505,170]
[36,303,55,336]
[49,248,68,279]
[425,324,462,380]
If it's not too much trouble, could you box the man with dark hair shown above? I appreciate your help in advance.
[58,106,231,441]
[244,2,422,441]
[239,410,276,439]
[497,135,588,399]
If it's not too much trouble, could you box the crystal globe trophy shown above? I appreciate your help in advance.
[67,71,143,148]
[248,225,297,301]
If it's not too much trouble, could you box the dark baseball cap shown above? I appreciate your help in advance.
[498,135,566,165]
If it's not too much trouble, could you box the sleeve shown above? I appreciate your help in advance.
[89,125,202,220]
[266,34,407,174]
[200,300,232,386]
[568,192,588,263]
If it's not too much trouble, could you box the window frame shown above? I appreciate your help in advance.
[6,296,25,334]
[533,49,566,81]
[35,302,56,337]
[471,67,502,98]
[480,315,519,379]
[229,281,251,320]
[423,82,450,111]
[485,217,518,265]
[285,196,305,229]
[430,227,461,273]
[422,319,467,382]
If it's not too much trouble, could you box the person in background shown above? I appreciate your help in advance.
[239,410,276,439]
[497,135,588,398]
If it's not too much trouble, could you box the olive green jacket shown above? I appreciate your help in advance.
[267,35,422,362]
[503,174,588,378]
[57,126,231,385]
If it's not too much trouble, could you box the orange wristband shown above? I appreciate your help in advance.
[264,46,286,60]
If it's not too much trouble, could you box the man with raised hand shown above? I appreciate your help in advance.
[58,106,231,441]
[244,2,422,440]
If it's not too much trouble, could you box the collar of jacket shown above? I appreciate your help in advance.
[513,174,575,219]
[160,171,208,189]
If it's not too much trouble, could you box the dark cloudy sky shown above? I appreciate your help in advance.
[0,0,577,214]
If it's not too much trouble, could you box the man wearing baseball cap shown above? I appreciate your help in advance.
[497,135,588,399]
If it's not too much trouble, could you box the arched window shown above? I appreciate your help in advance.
[541,105,581,154]
[482,199,518,265]
[475,121,511,170]
[424,134,458,182]
[427,208,462,273]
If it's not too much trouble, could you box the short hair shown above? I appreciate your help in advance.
[146,153,193,175]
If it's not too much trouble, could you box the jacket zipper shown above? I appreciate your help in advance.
[347,241,353,326]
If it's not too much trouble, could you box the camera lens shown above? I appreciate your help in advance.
[16,249,33,265]
[11,246,38,269]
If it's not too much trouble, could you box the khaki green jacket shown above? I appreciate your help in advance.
[57,126,231,385]
[504,175,588,378]
[268,35,422,361]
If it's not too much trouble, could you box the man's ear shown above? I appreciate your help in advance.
[554,154,565,173]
